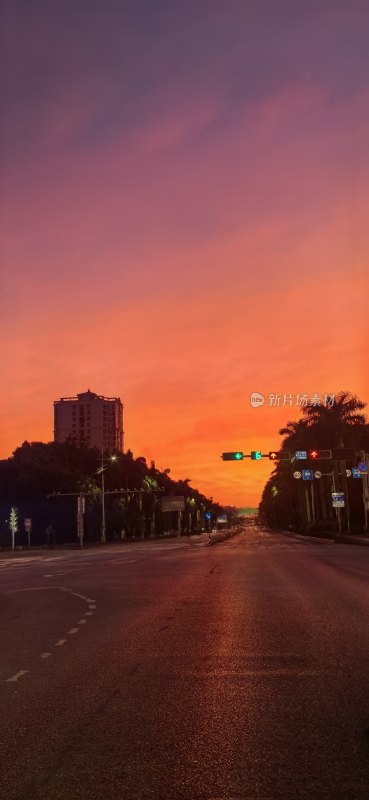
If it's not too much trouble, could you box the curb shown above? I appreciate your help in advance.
[279,531,335,544]
[279,530,369,547]
[334,535,369,547]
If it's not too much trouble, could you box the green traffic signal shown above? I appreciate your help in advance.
[251,451,262,460]
[221,452,244,461]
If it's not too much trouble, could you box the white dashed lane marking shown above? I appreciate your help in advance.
[6,670,29,683]
[4,586,97,683]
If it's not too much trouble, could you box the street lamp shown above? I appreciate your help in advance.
[97,453,117,543]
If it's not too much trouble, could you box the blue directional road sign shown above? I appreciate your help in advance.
[358,462,368,474]
[204,512,212,520]
[302,469,314,481]
[295,451,307,460]
[352,468,361,478]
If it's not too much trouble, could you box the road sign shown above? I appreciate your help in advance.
[161,497,185,512]
[295,451,307,460]
[314,471,322,479]
[216,515,228,524]
[221,452,243,461]
[302,469,314,481]
[204,511,212,520]
[352,468,361,478]
[293,471,302,479]
[24,518,32,531]
[332,492,345,508]
[346,469,352,478]
[358,462,368,474]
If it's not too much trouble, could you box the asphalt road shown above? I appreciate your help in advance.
[1,527,369,800]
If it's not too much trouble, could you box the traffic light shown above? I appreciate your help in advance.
[269,451,290,461]
[308,449,331,460]
[221,452,244,461]
[251,451,262,460]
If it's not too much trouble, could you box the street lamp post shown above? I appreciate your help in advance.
[99,452,117,543]
[101,453,106,543]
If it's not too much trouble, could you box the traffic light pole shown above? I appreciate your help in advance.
[360,450,368,531]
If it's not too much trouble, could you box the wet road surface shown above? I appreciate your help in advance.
[1,527,369,799]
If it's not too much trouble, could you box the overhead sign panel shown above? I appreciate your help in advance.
[160,497,185,512]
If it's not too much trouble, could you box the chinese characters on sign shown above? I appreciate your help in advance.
[250,392,335,408]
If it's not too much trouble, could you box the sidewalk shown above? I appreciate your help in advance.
[334,534,369,546]
[280,530,369,547]
[280,530,335,545]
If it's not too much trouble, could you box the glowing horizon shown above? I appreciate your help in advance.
[1,2,368,506]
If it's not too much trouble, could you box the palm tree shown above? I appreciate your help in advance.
[302,391,367,448]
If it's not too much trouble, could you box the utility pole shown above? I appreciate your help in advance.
[77,494,85,547]
[101,451,106,543]
[331,469,342,535]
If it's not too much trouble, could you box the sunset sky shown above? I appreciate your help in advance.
[1,1,368,507]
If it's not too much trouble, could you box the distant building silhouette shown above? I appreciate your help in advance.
[54,390,123,452]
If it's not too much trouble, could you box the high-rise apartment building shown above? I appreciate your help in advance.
[54,390,124,452]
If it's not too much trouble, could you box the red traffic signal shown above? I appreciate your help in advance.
[308,449,332,460]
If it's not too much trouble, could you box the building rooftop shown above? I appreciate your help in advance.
[55,391,122,403]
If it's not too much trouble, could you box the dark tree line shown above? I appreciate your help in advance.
[258,392,369,535]
[0,440,227,547]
